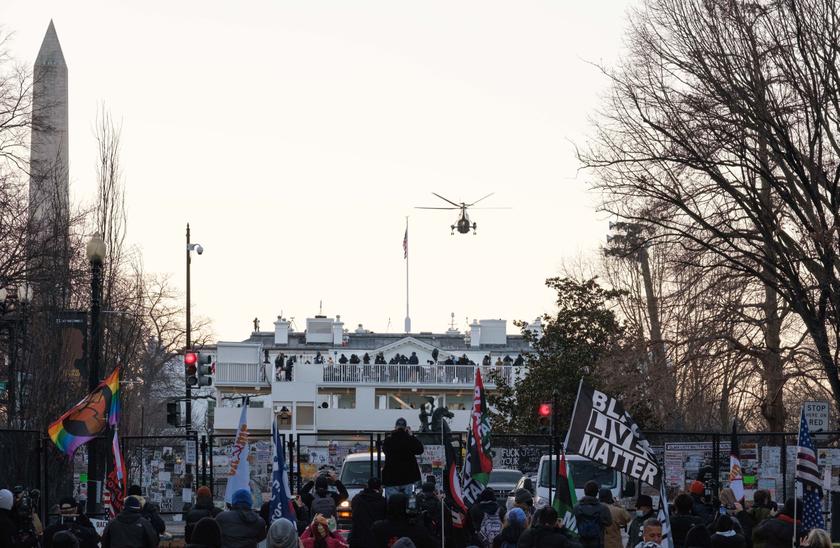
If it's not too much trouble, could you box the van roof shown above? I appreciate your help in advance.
[343,452,384,461]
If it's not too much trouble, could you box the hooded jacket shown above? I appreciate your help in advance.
[185,497,222,542]
[349,488,387,548]
[381,430,424,486]
[101,507,160,548]
[215,502,267,548]
[491,524,525,548]
[573,496,613,548]
[468,489,505,538]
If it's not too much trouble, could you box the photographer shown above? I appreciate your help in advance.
[43,497,98,548]
[300,469,348,520]
[370,493,438,548]
[382,418,424,498]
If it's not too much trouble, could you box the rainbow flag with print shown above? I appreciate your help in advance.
[48,367,120,456]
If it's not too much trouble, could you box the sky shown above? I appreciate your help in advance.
[2,1,633,341]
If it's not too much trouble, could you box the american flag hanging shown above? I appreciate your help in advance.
[796,408,825,531]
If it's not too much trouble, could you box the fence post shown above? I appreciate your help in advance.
[200,435,207,487]
[711,432,720,506]
[39,434,46,525]
[369,433,375,480]
[296,433,302,492]
[208,434,215,490]
[288,435,295,494]
[548,434,554,506]
[781,432,787,502]
[376,434,383,480]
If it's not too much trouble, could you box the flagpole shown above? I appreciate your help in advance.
[793,408,801,548]
[441,421,445,548]
[404,216,410,333]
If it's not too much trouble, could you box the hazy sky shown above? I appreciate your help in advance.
[2,1,632,341]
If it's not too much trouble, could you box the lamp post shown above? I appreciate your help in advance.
[85,233,106,514]
[185,224,203,433]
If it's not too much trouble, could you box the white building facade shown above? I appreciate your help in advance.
[209,315,542,436]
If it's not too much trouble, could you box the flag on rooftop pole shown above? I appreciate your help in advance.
[796,407,824,533]
[729,420,744,502]
[269,419,296,526]
[224,397,251,504]
[553,448,578,534]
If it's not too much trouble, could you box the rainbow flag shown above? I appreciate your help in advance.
[48,367,121,456]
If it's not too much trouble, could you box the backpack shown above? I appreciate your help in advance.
[576,510,604,548]
[311,492,336,518]
[478,511,503,547]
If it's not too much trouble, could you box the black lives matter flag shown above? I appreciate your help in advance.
[565,381,661,488]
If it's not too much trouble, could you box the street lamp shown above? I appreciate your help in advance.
[185,224,203,433]
[85,233,105,514]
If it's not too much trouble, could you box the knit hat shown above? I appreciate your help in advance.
[191,517,222,548]
[0,489,12,510]
[267,518,299,548]
[197,486,212,499]
[514,488,533,506]
[507,507,527,527]
[636,495,653,509]
[689,481,705,496]
[392,538,416,548]
[232,489,252,507]
[599,488,614,504]
[124,496,142,510]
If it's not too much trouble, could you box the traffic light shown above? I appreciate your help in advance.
[166,401,181,427]
[538,402,552,434]
[185,351,198,387]
[197,353,213,387]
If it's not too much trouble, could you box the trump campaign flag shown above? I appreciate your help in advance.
[269,419,296,525]
[224,398,251,504]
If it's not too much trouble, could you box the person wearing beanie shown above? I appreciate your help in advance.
[710,515,745,548]
[601,488,632,548]
[126,484,166,535]
[0,489,17,548]
[348,477,386,548]
[628,495,657,548]
[187,517,223,548]
[511,488,534,517]
[492,507,528,548]
[43,496,99,548]
[381,418,424,497]
[300,514,347,548]
[267,518,301,548]
[670,494,703,548]
[215,488,266,548]
[101,496,159,548]
[752,498,801,548]
[52,530,80,548]
[689,481,713,525]
[299,469,348,520]
[185,486,222,542]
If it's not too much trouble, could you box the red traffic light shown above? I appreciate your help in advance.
[184,352,198,366]
[538,402,552,418]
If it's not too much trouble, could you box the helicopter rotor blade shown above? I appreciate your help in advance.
[415,206,459,210]
[469,207,512,210]
[466,192,495,207]
[431,192,463,208]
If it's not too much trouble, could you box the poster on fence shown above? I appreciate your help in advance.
[493,446,549,474]
[663,442,730,489]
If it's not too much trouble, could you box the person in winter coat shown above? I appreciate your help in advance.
[348,477,386,548]
[127,485,166,535]
[186,487,222,543]
[469,487,506,546]
[43,497,99,548]
[187,517,223,548]
[101,496,160,548]
[600,488,631,548]
[628,495,657,548]
[689,482,714,525]
[711,515,746,548]
[685,524,712,548]
[573,481,613,548]
[215,489,267,548]
[517,506,581,548]
[752,498,801,548]
[741,490,774,548]
[370,493,439,548]
[300,472,349,519]
[0,489,18,548]
[267,518,302,548]
[300,515,348,548]
[382,418,424,497]
[492,507,527,548]
[670,494,704,548]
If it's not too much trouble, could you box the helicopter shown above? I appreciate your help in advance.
[415,192,510,234]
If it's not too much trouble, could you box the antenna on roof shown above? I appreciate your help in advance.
[449,312,456,331]
[319,300,323,315]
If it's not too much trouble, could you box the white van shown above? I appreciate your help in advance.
[336,452,384,529]
[534,454,631,508]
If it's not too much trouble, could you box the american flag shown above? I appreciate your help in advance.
[796,408,825,531]
[403,226,408,259]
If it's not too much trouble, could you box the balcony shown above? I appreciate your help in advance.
[215,362,269,387]
[321,364,512,386]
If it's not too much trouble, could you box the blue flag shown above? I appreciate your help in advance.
[224,399,251,504]
[269,419,296,526]
[796,409,824,532]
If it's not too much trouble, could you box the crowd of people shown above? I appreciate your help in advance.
[2,425,836,548]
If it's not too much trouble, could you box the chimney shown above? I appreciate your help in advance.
[333,315,344,345]
[274,316,290,345]
[470,319,481,348]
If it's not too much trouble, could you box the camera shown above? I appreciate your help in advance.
[195,244,203,255]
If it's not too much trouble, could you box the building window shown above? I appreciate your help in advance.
[318,388,356,409]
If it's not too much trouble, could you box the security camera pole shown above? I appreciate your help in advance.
[185,224,203,434]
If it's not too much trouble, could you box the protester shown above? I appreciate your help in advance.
[803,528,831,548]
[752,498,801,548]
[710,515,745,548]
[0,489,17,548]
[635,518,663,548]
[186,486,223,543]
[300,514,348,548]
[516,506,579,548]
[670,493,704,548]
[414,477,443,539]
[370,493,438,548]
[300,471,348,519]
[491,507,527,548]
[187,517,223,548]
[741,490,773,548]
[43,497,99,548]
[267,518,302,548]
[468,487,505,547]
[573,481,612,548]
[127,485,166,535]
[348,477,387,548]
[689,482,713,524]
[600,488,631,548]
[628,495,657,548]
[215,489,267,548]
[381,418,424,497]
[509,489,534,517]
[715,489,744,534]
[101,495,160,548]
[684,524,712,548]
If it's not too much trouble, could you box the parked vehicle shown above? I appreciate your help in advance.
[486,468,523,504]
[337,452,384,529]
[534,454,631,508]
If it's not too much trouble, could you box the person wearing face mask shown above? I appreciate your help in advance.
[628,495,657,548]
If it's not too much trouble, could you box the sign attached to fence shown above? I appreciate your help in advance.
[185,440,197,465]
[803,401,830,433]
